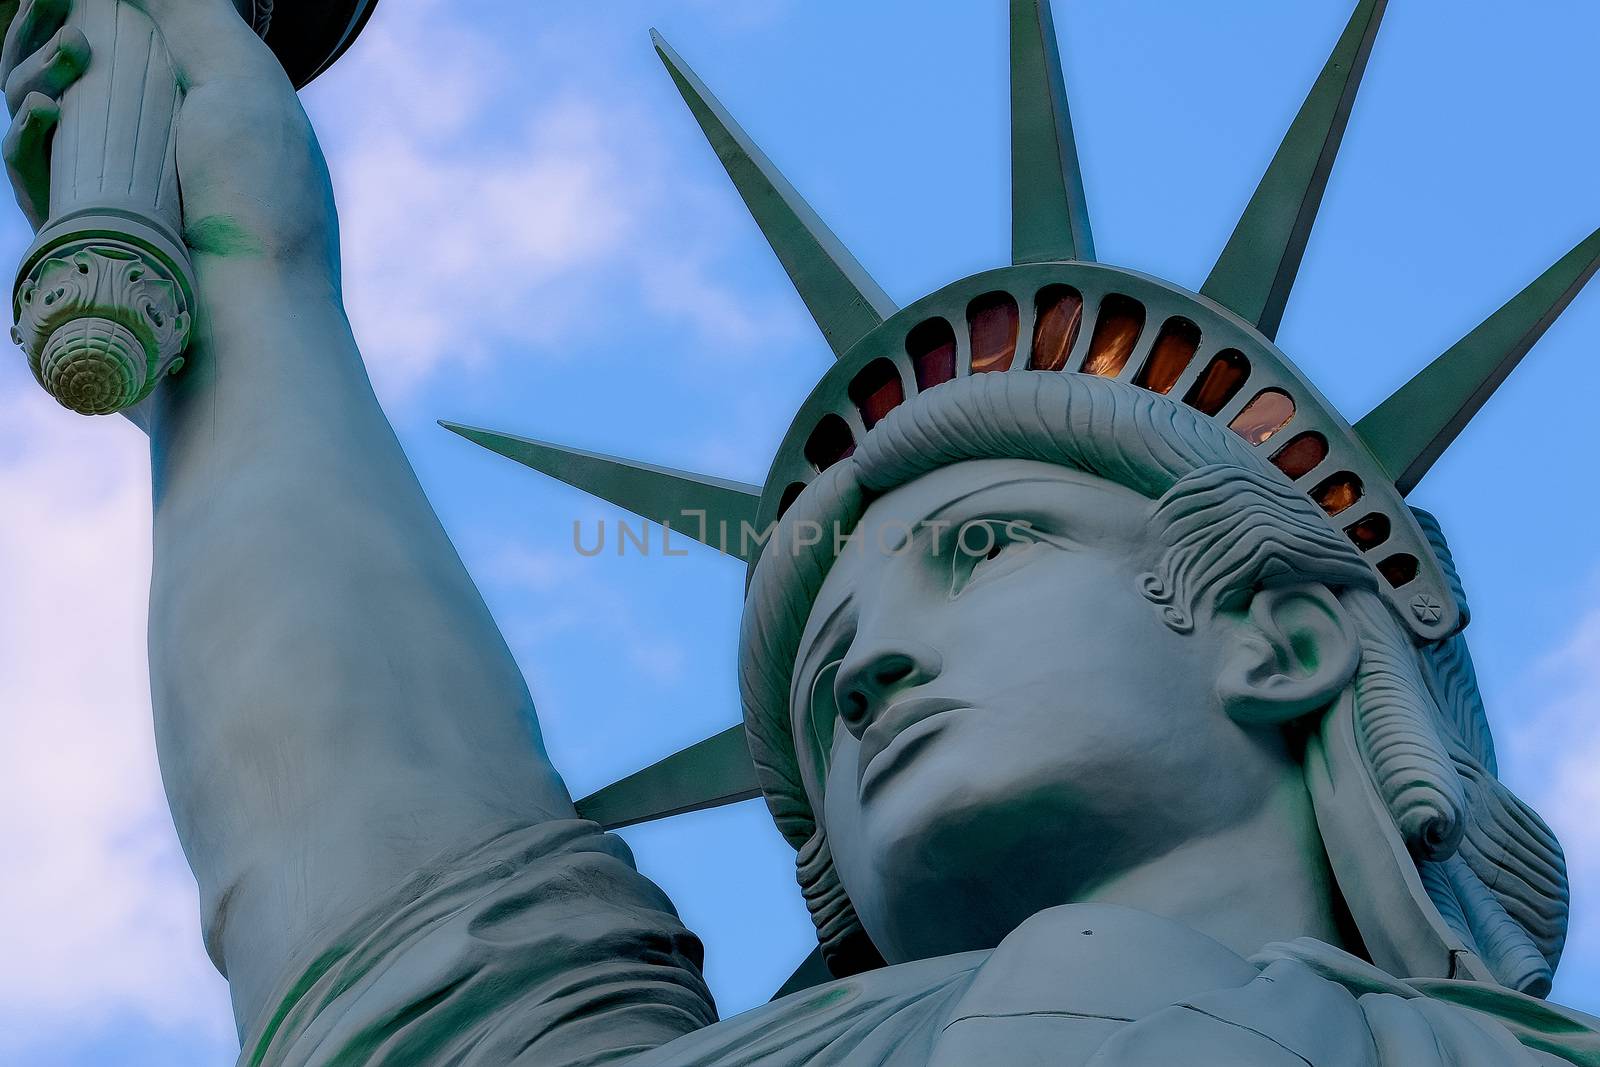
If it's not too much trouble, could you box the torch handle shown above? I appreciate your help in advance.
[11,0,196,416]
[51,0,187,225]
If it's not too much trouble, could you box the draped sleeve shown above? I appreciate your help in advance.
[238,820,718,1067]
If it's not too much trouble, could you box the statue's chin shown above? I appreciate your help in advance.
[846,777,1118,965]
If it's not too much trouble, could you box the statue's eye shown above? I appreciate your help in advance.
[951,521,1038,595]
[971,538,1028,575]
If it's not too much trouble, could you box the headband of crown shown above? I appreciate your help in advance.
[444,0,1600,836]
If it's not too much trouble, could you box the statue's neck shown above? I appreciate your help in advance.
[1077,767,1349,958]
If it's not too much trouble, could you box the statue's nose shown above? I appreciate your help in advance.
[833,639,943,738]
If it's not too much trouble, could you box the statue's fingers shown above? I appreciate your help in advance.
[4,24,85,115]
[0,0,67,96]
[3,90,58,229]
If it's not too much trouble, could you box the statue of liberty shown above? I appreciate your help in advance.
[5,0,1599,1062]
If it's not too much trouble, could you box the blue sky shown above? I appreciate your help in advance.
[1,1,1598,1062]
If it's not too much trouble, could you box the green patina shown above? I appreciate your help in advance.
[246,948,344,1067]
[185,215,268,258]
[804,984,856,1013]
[9,0,1600,1063]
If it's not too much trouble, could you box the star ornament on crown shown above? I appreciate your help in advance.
[444,0,1598,883]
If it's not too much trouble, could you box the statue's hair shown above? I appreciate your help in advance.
[1407,512,1569,992]
[738,371,1566,991]
[1140,462,1373,634]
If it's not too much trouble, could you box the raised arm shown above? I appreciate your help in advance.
[2,1,714,1060]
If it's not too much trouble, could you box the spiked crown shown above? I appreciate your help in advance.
[444,0,1598,920]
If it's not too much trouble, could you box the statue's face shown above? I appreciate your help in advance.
[792,459,1300,964]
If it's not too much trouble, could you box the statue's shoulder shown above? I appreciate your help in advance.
[628,947,986,1067]
[635,910,1599,1066]
[1251,937,1600,1066]
[951,914,1595,1065]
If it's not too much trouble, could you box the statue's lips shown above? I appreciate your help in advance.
[858,697,970,793]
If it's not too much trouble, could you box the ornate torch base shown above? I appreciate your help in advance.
[8,0,377,416]
[15,214,193,415]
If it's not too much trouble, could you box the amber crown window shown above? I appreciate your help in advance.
[907,317,957,391]
[1082,294,1145,377]
[1134,316,1201,394]
[849,358,905,429]
[1310,470,1363,516]
[1029,285,1083,371]
[1344,512,1391,552]
[1270,431,1328,480]
[968,291,1020,373]
[1183,349,1250,415]
[1229,388,1295,445]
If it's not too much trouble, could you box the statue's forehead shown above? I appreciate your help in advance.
[851,459,1152,546]
[803,459,1153,628]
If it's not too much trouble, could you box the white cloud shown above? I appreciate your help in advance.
[1498,585,1600,991]
[0,391,235,1059]
[310,0,803,400]
[330,102,634,388]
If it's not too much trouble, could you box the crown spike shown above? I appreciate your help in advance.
[1355,227,1600,495]
[1010,0,1094,264]
[441,422,762,561]
[1201,0,1387,340]
[574,724,760,830]
[652,30,896,359]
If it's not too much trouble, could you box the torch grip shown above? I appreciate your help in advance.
[11,0,195,415]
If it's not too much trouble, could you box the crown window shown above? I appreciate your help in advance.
[1230,388,1295,445]
[1082,294,1145,377]
[1378,553,1420,588]
[1134,316,1201,394]
[968,292,1020,373]
[1344,512,1391,552]
[1310,471,1363,516]
[850,358,904,429]
[1029,285,1083,371]
[778,481,806,519]
[1183,349,1250,415]
[1270,431,1328,479]
[804,414,855,472]
[907,317,958,391]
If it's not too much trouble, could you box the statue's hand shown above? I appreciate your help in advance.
[1,0,88,230]
[3,0,339,272]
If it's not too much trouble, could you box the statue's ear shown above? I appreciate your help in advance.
[1217,583,1359,726]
